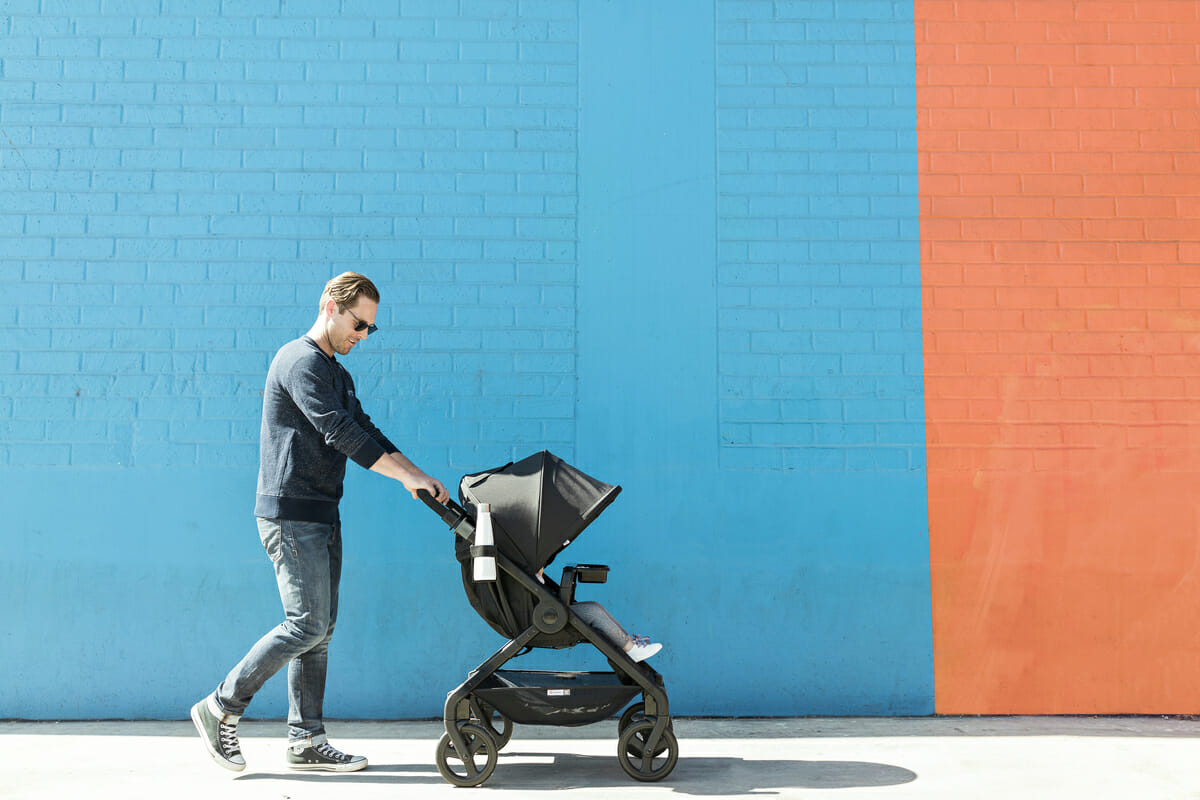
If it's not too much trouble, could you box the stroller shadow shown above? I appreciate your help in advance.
[235,752,917,795]
[490,752,917,794]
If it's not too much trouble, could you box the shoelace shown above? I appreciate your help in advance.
[315,742,351,763]
[218,721,241,756]
[631,635,651,647]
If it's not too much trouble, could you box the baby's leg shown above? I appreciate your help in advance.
[571,601,633,649]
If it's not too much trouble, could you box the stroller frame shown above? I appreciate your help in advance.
[418,490,677,786]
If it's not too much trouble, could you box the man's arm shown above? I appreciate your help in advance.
[369,451,450,503]
[286,356,389,470]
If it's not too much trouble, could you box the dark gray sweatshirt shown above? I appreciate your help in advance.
[253,336,398,523]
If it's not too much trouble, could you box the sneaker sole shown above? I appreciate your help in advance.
[286,760,367,772]
[190,703,246,773]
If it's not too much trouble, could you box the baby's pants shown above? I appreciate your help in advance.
[571,601,632,648]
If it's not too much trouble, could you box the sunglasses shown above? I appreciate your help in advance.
[344,306,378,335]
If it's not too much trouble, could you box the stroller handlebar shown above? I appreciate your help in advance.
[417,488,468,528]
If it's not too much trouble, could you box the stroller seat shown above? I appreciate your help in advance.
[453,451,620,648]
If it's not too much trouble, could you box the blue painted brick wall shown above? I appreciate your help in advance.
[716,0,924,472]
[0,1,578,473]
[3,0,934,719]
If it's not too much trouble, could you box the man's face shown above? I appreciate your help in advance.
[328,298,378,356]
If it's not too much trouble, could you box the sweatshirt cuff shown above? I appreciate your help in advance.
[348,437,387,471]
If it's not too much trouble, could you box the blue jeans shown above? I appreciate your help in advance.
[214,518,342,743]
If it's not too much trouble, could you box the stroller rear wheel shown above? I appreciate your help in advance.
[469,697,513,749]
[617,701,644,735]
[617,719,678,782]
[435,723,498,787]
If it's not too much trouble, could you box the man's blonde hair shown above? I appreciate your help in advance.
[320,272,380,312]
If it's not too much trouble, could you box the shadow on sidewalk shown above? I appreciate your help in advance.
[233,752,918,794]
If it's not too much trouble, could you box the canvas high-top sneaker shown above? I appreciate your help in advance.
[286,734,367,772]
[190,696,245,772]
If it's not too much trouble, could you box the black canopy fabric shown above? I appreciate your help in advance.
[458,451,621,573]
[453,452,621,646]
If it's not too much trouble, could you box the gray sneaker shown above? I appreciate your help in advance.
[286,737,367,772]
[190,696,245,772]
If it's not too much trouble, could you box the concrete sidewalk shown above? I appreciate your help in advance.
[4,716,1199,800]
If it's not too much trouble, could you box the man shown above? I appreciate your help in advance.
[191,272,449,773]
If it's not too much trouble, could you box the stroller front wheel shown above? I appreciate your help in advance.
[618,703,674,757]
[617,719,678,782]
[436,723,498,787]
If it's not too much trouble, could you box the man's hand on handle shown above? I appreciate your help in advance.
[404,472,449,504]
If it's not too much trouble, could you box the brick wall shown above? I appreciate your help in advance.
[0,1,578,472]
[917,0,1200,713]
[717,0,925,472]
[4,0,942,719]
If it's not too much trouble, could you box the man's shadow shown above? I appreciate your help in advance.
[236,751,917,795]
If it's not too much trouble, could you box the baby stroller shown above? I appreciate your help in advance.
[418,450,678,786]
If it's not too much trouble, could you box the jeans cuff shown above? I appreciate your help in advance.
[209,695,241,724]
[289,731,328,749]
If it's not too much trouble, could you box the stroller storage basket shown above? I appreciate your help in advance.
[474,670,641,727]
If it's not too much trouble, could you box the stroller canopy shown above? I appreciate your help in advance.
[459,451,621,573]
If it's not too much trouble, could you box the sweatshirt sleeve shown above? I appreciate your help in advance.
[357,408,399,456]
[350,378,400,455]
[283,352,387,470]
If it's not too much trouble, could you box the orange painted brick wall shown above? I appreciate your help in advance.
[916,0,1200,713]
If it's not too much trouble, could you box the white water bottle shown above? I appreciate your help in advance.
[473,503,497,582]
